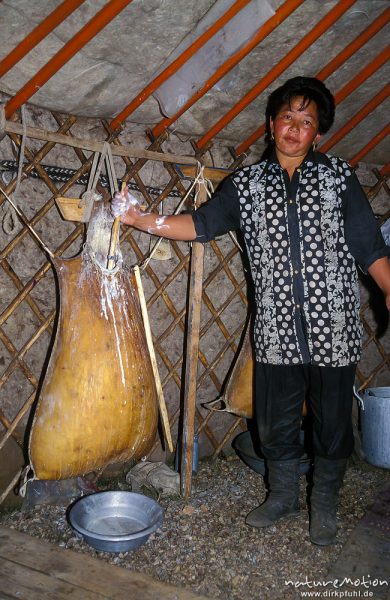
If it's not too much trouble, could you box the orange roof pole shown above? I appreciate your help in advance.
[196,0,357,150]
[151,0,305,139]
[234,124,266,157]
[380,162,390,177]
[334,46,390,105]
[235,6,390,156]
[320,84,390,153]
[4,0,134,119]
[316,6,390,80]
[109,0,253,131]
[350,123,390,166]
[0,0,87,79]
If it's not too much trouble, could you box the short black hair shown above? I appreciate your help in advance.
[265,77,335,144]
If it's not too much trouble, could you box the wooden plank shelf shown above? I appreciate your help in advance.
[0,525,212,600]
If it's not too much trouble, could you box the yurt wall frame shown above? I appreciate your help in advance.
[0,112,249,498]
[0,110,389,501]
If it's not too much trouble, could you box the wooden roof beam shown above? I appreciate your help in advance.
[150,0,304,139]
[380,162,390,177]
[4,0,134,119]
[316,6,390,81]
[319,84,390,153]
[350,123,390,166]
[0,0,87,79]
[234,5,390,156]
[195,0,358,150]
[109,0,253,131]
[334,46,390,105]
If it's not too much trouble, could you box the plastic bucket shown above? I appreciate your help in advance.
[354,387,390,469]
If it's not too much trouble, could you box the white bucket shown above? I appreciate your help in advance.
[354,387,390,470]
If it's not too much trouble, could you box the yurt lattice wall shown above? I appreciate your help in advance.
[0,109,252,498]
[0,0,389,500]
[0,103,389,503]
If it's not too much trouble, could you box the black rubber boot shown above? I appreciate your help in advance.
[245,458,300,528]
[309,457,347,546]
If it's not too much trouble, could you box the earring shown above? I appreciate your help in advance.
[312,141,317,151]
[271,132,274,141]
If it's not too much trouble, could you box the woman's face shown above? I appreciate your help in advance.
[270,96,321,161]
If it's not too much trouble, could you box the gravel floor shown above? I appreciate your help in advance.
[1,455,389,600]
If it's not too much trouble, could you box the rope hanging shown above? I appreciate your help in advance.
[0,106,55,258]
[3,105,27,235]
[140,162,214,271]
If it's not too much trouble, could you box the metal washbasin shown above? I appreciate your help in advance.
[68,490,164,552]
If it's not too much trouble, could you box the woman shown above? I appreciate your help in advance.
[112,77,390,545]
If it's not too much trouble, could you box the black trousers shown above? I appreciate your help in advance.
[255,362,356,461]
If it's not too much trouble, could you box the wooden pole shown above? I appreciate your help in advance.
[320,84,390,153]
[0,0,87,79]
[4,0,134,119]
[133,266,174,453]
[0,468,22,506]
[106,217,121,270]
[109,0,253,130]
[350,123,390,166]
[0,394,35,453]
[2,119,198,165]
[107,182,125,270]
[180,185,208,498]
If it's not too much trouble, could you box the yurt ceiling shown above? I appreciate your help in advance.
[0,0,389,166]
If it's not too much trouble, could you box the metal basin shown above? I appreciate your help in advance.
[68,490,164,552]
[233,431,311,476]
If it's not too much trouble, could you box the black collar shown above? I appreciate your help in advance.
[266,147,335,173]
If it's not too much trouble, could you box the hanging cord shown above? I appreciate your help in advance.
[0,106,54,257]
[2,107,25,236]
[140,162,213,271]
[2,105,28,236]
[15,106,27,196]
[87,140,118,194]
[79,142,110,222]
[0,186,55,258]
[228,230,244,253]
[81,141,121,268]
[104,142,121,270]
[17,465,35,499]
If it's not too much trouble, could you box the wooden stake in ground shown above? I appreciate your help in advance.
[133,265,174,453]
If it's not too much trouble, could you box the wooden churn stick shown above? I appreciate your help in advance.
[107,182,125,270]
[133,265,174,453]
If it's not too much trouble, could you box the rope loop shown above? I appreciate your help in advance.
[139,161,213,271]
[1,105,27,236]
[18,465,36,498]
[0,107,54,257]
[192,160,214,209]
[88,141,118,196]
[2,207,17,235]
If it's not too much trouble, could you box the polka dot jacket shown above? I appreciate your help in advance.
[192,151,389,367]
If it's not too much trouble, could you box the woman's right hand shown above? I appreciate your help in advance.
[110,186,197,240]
[111,186,141,224]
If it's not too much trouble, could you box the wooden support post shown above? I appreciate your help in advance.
[180,185,208,499]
